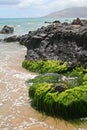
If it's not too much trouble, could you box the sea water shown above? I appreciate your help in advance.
[0,17,74,36]
[0,18,87,130]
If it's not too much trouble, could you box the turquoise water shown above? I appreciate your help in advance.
[0,18,74,39]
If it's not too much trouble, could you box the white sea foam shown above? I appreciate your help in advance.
[17,25,21,27]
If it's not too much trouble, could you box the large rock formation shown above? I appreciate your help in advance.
[0,25,14,34]
[20,18,87,68]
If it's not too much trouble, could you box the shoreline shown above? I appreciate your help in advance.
[0,18,87,129]
[1,41,86,130]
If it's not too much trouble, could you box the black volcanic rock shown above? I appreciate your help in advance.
[72,18,83,26]
[4,35,20,42]
[20,18,87,68]
[52,84,66,93]
[0,25,14,34]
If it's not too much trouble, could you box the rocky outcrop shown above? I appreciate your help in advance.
[20,18,87,68]
[71,18,83,25]
[4,35,20,42]
[0,25,14,34]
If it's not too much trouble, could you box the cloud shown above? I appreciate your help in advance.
[66,0,87,8]
[17,0,87,13]
[18,0,45,8]
[41,0,87,11]
[0,0,87,9]
[0,0,20,5]
[0,0,87,17]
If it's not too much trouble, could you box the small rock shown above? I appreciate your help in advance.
[0,25,14,34]
[72,18,83,26]
[4,35,18,42]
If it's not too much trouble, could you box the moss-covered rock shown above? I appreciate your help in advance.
[56,85,87,119]
[28,73,61,84]
[33,83,54,110]
[22,59,67,74]
[30,84,87,119]
[28,71,85,89]
[26,61,87,119]
[29,83,40,99]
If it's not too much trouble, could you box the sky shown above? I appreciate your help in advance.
[0,0,87,18]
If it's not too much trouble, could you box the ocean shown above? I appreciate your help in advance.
[0,18,87,130]
[0,17,74,38]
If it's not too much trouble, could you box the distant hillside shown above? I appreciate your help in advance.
[44,7,87,18]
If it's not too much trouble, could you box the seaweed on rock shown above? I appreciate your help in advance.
[22,59,67,74]
[30,84,87,119]
[28,65,87,119]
